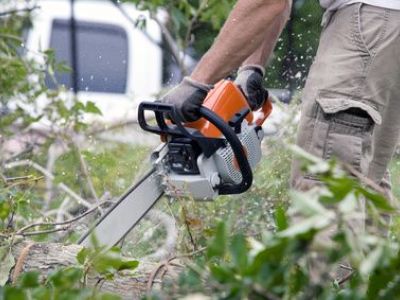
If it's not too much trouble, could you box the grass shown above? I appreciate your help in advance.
[389,157,400,200]
[54,143,151,199]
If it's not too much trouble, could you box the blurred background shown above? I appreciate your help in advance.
[8,0,323,123]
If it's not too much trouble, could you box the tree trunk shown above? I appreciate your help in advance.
[9,241,182,299]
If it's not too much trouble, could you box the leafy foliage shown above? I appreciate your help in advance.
[0,13,100,135]
[77,238,139,282]
[1,268,121,300]
[173,150,399,299]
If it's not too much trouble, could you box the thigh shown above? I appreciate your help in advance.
[366,8,400,186]
[290,3,385,190]
[296,3,387,141]
[291,105,374,190]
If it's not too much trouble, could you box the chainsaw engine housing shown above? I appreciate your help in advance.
[152,119,264,200]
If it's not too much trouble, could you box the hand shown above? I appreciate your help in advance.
[161,77,213,122]
[234,65,269,110]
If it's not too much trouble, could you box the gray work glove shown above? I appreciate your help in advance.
[234,65,269,110]
[162,77,213,122]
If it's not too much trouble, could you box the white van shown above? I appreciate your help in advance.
[20,0,289,136]
[25,0,191,124]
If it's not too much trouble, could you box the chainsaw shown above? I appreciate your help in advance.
[79,80,272,247]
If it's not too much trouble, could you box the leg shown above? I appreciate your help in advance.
[290,4,400,283]
[291,4,400,191]
[290,3,377,190]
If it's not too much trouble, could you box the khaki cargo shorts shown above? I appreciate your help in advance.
[291,3,400,196]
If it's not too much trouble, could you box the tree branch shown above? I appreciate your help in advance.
[0,6,40,17]
[4,159,92,208]
[150,12,186,75]
[342,163,388,197]
[15,199,112,235]
[19,226,71,237]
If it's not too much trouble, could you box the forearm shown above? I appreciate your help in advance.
[242,3,291,66]
[191,0,289,84]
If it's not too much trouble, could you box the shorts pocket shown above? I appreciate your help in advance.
[356,3,390,56]
[324,120,364,171]
[316,89,381,124]
[308,101,374,174]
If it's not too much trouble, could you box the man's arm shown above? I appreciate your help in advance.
[162,0,291,122]
[242,1,291,67]
[191,0,292,84]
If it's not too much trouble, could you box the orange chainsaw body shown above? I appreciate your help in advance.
[186,80,273,138]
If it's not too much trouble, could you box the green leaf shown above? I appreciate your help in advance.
[30,287,52,300]
[323,176,355,201]
[3,286,25,300]
[54,100,70,119]
[357,188,394,212]
[288,144,328,166]
[279,214,333,238]
[85,101,102,115]
[99,294,121,300]
[18,272,40,288]
[48,267,83,289]
[76,247,90,265]
[55,62,72,73]
[367,267,395,299]
[209,264,234,283]
[117,260,139,271]
[0,247,15,286]
[72,101,85,113]
[289,190,329,216]
[248,240,286,274]
[229,234,248,271]
[360,245,384,277]
[206,222,227,259]
[338,193,358,214]
[170,7,186,32]
[91,247,139,275]
[287,265,308,296]
[0,199,11,221]
[274,206,288,231]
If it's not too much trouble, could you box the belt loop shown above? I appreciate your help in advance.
[356,2,373,57]
[321,10,334,29]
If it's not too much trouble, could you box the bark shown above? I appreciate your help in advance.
[9,241,182,299]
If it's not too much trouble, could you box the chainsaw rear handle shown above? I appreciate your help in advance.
[138,102,253,195]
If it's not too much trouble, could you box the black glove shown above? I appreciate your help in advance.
[162,77,213,122]
[234,65,269,110]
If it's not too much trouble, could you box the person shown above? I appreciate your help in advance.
[291,0,400,283]
[162,0,292,122]
[290,1,400,201]
[163,0,400,282]
[164,0,400,199]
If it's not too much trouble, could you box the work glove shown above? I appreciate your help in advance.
[234,65,269,110]
[162,77,213,122]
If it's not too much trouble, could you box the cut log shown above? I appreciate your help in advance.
[9,241,182,299]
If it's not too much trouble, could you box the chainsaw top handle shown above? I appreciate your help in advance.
[138,102,253,195]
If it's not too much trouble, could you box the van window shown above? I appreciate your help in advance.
[162,43,182,86]
[46,19,128,94]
